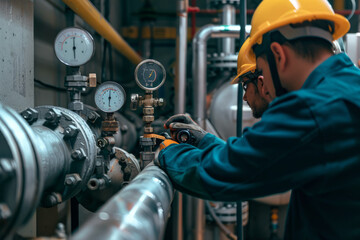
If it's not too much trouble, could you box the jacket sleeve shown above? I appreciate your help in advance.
[158,93,325,201]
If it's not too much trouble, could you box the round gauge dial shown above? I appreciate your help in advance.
[94,82,126,113]
[54,27,95,66]
[134,59,166,91]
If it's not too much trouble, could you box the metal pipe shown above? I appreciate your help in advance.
[192,24,251,127]
[71,164,174,240]
[175,0,188,115]
[221,5,236,55]
[0,104,97,239]
[192,24,250,240]
[236,1,247,238]
[62,0,142,65]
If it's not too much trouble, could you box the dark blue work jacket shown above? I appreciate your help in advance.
[158,53,360,239]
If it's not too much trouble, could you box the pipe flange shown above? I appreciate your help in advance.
[0,104,43,238]
[76,147,140,212]
[210,0,240,7]
[33,106,97,202]
[207,52,237,70]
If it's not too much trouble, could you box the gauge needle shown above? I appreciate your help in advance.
[108,91,112,107]
[72,37,76,59]
[148,70,154,78]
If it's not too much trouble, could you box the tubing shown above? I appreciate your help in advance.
[175,0,188,115]
[221,5,236,55]
[71,164,174,240]
[62,0,142,65]
[192,24,251,127]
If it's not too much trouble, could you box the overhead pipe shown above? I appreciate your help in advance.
[71,164,174,240]
[62,0,142,65]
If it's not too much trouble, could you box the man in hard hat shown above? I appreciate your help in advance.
[232,38,271,118]
[156,0,360,239]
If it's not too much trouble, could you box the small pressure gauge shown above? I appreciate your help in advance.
[54,27,95,66]
[94,82,126,113]
[134,59,166,91]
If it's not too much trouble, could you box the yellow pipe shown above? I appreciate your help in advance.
[334,0,345,10]
[62,0,142,65]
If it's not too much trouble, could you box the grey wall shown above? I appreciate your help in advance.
[0,0,34,111]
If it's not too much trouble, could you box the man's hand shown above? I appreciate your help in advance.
[164,114,207,147]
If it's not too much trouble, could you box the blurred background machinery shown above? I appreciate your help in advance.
[0,0,359,240]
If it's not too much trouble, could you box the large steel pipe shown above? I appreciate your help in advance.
[0,104,96,239]
[71,164,174,240]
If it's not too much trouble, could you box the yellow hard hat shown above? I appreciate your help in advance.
[231,38,256,85]
[243,0,350,58]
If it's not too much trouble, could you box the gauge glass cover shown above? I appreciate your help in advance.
[135,59,166,91]
[94,82,126,112]
[54,27,95,66]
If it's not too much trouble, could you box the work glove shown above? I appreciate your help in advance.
[164,114,207,147]
[154,135,178,167]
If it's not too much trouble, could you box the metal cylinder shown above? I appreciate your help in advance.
[175,0,188,114]
[0,104,97,239]
[71,164,174,240]
[221,5,236,55]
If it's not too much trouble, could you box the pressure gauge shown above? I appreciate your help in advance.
[54,27,95,66]
[94,82,126,113]
[134,59,166,91]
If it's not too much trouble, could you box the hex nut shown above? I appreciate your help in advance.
[71,148,86,160]
[68,101,84,111]
[20,108,38,124]
[0,203,11,220]
[45,108,61,124]
[64,173,82,186]
[64,125,79,139]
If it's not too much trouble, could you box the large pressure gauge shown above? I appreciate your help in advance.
[54,27,95,66]
[134,59,166,91]
[94,82,126,113]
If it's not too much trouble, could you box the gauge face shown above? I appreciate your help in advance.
[94,82,126,113]
[54,27,95,66]
[134,59,166,91]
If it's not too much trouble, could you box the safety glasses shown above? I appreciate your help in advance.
[242,70,262,92]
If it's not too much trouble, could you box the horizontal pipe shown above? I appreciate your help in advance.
[62,0,142,65]
[71,164,174,240]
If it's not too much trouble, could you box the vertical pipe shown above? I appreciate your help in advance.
[175,0,188,115]
[175,1,188,238]
[222,5,236,55]
[192,25,242,240]
[236,1,247,240]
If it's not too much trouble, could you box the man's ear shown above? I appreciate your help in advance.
[257,76,273,103]
[270,42,287,72]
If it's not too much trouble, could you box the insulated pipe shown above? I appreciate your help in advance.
[221,5,236,55]
[62,0,142,65]
[71,164,174,240]
[192,24,251,127]
[175,0,188,115]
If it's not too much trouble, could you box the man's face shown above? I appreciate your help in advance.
[256,56,276,100]
[242,75,269,119]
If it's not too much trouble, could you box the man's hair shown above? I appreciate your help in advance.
[280,20,335,62]
[284,37,333,62]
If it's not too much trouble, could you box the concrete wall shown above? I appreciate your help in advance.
[0,0,34,111]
